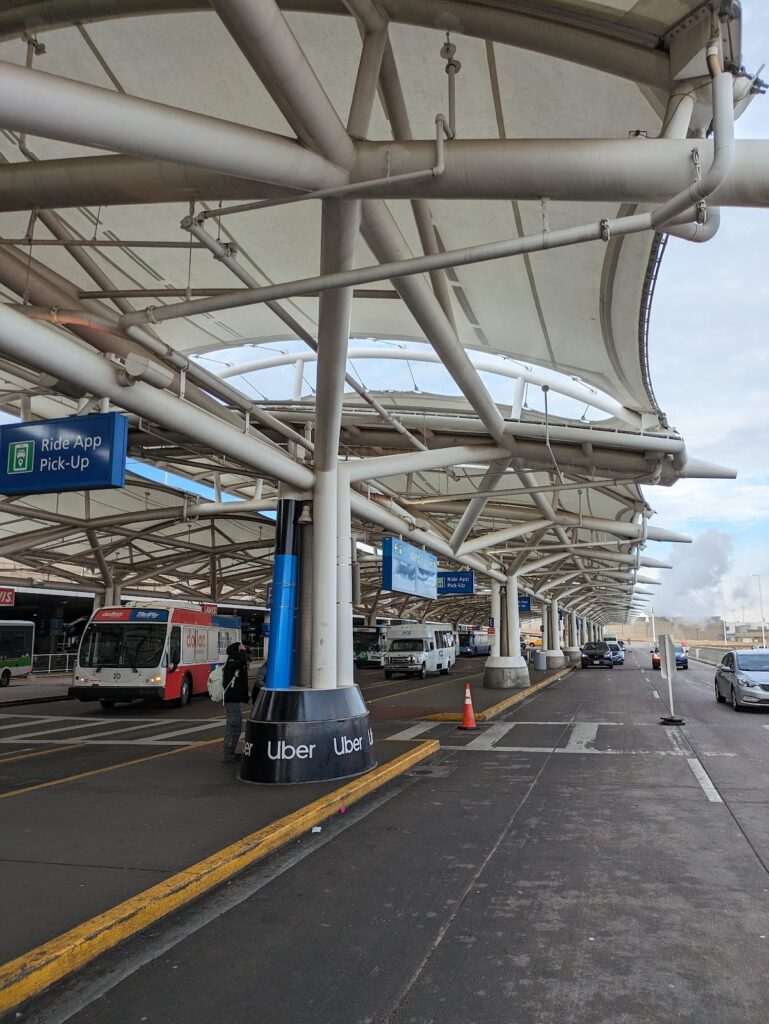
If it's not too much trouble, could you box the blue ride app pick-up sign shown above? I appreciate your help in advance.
[437,571,474,595]
[0,413,128,496]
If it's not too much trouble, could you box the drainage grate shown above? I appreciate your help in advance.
[404,764,456,778]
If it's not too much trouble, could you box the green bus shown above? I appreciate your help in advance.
[0,620,35,686]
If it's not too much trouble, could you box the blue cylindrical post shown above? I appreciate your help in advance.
[266,499,299,689]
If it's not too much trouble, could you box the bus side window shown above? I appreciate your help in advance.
[169,627,181,670]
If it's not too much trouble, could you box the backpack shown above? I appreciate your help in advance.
[207,664,225,702]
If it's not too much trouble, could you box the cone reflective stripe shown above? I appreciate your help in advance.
[458,682,479,731]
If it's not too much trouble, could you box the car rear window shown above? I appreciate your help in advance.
[736,653,769,672]
[584,642,608,652]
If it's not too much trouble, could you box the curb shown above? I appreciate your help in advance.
[0,737,439,1015]
[0,693,72,708]
[422,667,573,722]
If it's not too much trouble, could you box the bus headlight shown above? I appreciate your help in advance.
[151,674,163,683]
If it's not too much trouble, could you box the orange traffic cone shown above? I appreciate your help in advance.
[458,682,480,731]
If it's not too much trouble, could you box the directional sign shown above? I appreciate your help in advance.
[382,537,437,600]
[518,595,532,613]
[437,571,474,595]
[0,413,128,496]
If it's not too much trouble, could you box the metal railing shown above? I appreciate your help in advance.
[32,653,77,676]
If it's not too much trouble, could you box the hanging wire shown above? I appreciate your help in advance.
[406,360,419,392]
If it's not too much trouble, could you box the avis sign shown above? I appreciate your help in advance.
[0,587,15,606]
[0,413,128,496]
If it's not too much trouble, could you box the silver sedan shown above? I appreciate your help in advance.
[715,650,769,711]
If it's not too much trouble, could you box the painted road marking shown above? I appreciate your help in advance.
[0,738,440,1014]
[0,738,212,747]
[652,690,661,699]
[463,722,518,750]
[387,722,440,741]
[564,723,600,751]
[0,739,221,801]
[141,722,224,744]
[0,718,51,732]
[687,758,723,802]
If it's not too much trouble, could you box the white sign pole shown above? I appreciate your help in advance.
[659,633,684,725]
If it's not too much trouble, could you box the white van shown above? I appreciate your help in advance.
[384,622,456,679]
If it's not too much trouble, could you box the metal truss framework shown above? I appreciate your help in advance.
[0,0,762,684]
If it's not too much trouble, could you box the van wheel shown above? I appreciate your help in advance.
[440,666,449,675]
[419,664,427,680]
[0,669,10,687]
[176,674,192,708]
[100,699,115,709]
[384,671,392,680]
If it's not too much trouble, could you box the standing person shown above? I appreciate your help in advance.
[222,641,249,763]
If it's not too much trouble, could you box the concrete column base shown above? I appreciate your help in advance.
[545,650,566,670]
[483,656,530,690]
[563,647,581,665]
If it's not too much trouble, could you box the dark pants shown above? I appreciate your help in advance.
[223,702,243,758]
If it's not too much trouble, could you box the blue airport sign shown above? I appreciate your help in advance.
[518,595,532,614]
[382,537,437,600]
[0,413,128,496]
[437,571,474,596]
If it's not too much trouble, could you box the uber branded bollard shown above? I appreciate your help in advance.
[240,498,376,784]
[240,686,376,785]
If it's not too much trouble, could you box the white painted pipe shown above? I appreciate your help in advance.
[0,60,344,192]
[345,444,507,482]
[0,304,314,491]
[490,581,501,658]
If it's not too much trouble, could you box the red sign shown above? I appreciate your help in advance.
[0,587,15,606]
[201,604,218,615]
[94,608,131,621]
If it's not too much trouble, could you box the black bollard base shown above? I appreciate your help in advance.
[239,685,376,785]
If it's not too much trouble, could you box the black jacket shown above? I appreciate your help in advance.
[223,643,249,702]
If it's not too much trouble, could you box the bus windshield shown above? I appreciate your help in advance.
[79,623,167,669]
[353,632,379,652]
[458,632,471,644]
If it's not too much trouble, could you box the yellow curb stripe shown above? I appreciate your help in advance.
[421,668,572,722]
[0,739,220,800]
[0,737,439,1014]
[0,743,89,766]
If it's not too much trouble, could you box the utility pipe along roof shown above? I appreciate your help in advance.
[0,0,761,622]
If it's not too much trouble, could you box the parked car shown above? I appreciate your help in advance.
[580,641,614,670]
[606,640,624,665]
[715,649,769,711]
[651,643,688,671]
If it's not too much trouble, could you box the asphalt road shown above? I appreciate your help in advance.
[12,648,769,1024]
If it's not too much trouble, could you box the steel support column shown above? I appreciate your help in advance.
[312,199,361,689]
[547,597,565,669]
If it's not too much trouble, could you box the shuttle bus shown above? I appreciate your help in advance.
[458,628,492,657]
[353,625,389,667]
[0,620,35,687]
[70,604,240,709]
[384,622,456,679]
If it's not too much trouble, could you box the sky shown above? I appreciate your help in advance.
[641,5,769,624]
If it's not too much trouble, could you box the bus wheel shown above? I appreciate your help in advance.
[177,674,192,708]
[384,671,392,680]
[99,699,115,709]
[0,669,10,687]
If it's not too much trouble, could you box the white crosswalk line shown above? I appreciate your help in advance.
[386,722,440,741]
[141,721,225,743]
[687,758,723,802]
[564,723,600,751]
[463,722,518,750]
[6,720,131,740]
